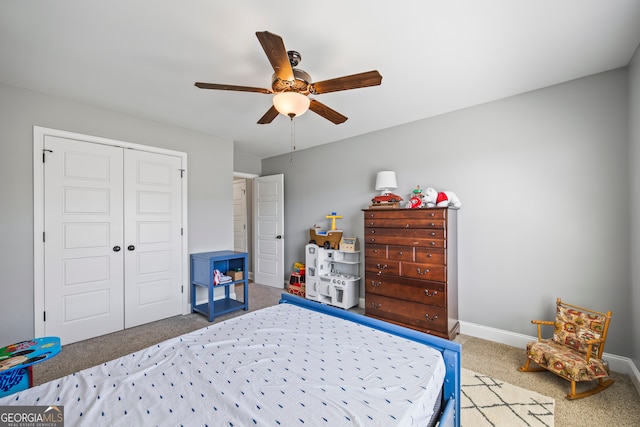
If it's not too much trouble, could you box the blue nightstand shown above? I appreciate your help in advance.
[190,251,249,321]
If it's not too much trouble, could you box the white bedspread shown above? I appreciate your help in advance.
[0,304,445,426]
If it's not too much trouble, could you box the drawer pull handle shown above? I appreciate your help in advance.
[429,222,435,227]
[417,268,430,275]
[370,230,375,234]
[370,302,382,309]
[429,213,435,217]
[427,254,432,258]
[425,313,438,321]
[376,263,388,269]
[424,289,438,297]
[373,249,379,253]
[430,232,436,236]
[369,222,375,226]
[430,241,436,246]
[405,224,410,228]
[398,251,403,255]
[370,280,381,287]
[370,238,376,243]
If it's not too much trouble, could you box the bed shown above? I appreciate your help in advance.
[0,294,460,426]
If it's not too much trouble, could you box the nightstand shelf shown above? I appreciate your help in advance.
[190,250,249,321]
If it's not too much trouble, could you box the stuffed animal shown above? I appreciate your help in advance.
[422,187,462,208]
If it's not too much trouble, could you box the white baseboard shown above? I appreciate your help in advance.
[459,320,640,395]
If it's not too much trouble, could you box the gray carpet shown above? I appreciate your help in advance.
[32,283,640,426]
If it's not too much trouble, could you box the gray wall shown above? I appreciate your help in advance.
[0,83,234,346]
[262,68,633,358]
[234,151,262,177]
[630,46,640,369]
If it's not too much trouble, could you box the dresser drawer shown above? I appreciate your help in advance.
[365,273,445,307]
[364,209,447,221]
[365,244,387,259]
[364,235,446,248]
[366,294,447,334]
[364,218,446,229]
[401,262,447,282]
[386,245,415,262]
[365,259,400,276]
[415,247,446,265]
[365,228,445,239]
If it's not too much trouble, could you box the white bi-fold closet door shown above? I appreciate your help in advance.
[38,131,185,345]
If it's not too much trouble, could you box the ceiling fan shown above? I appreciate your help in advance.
[195,31,382,125]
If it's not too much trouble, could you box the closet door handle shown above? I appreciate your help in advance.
[127,245,135,251]
[113,246,121,252]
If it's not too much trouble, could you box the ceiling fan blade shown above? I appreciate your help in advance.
[310,70,382,94]
[256,31,294,82]
[257,105,280,124]
[194,82,271,94]
[309,99,348,124]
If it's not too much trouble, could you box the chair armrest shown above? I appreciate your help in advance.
[531,320,555,341]
[584,337,605,362]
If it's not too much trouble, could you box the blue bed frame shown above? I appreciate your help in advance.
[279,293,461,427]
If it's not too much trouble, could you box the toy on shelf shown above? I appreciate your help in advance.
[325,212,342,230]
[213,269,233,285]
[339,237,359,252]
[408,185,424,209]
[309,212,343,249]
[422,187,462,208]
[370,193,403,209]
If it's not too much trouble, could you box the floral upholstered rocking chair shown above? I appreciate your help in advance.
[519,298,614,399]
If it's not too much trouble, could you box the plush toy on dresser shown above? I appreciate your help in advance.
[423,187,462,208]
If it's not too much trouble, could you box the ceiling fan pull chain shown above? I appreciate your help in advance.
[290,116,296,162]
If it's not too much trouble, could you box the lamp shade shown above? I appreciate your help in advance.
[272,92,310,118]
[375,171,397,192]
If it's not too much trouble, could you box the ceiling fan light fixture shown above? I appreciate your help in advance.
[272,92,310,118]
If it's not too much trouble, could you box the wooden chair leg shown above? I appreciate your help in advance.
[519,358,546,372]
[566,378,615,400]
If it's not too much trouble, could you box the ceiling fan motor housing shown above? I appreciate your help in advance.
[272,68,311,93]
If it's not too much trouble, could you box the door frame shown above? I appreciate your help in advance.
[33,126,189,338]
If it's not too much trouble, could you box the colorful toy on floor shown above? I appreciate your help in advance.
[0,337,61,397]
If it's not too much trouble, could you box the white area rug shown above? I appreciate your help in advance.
[461,368,555,427]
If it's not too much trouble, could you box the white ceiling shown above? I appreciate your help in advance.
[2,1,640,159]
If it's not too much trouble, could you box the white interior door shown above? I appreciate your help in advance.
[233,179,248,253]
[43,136,125,344]
[253,174,284,288]
[123,150,183,328]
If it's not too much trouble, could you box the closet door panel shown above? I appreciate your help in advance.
[43,136,125,345]
[123,150,183,328]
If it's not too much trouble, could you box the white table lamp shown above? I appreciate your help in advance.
[375,171,397,195]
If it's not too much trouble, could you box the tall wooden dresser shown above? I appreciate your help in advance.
[362,208,459,340]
